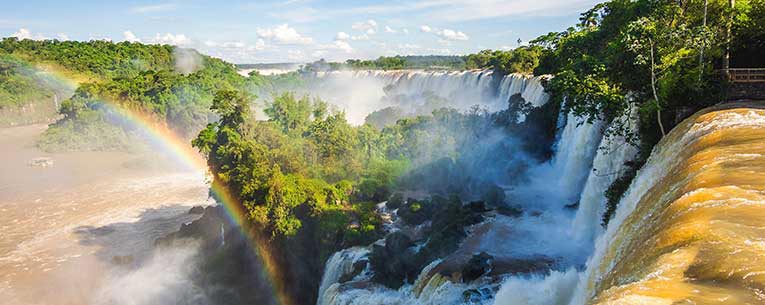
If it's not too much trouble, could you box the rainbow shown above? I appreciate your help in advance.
[37,65,294,305]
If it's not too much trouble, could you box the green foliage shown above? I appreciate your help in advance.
[465,46,545,75]
[1,38,257,150]
[0,38,175,80]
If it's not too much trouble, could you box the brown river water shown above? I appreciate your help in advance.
[0,124,211,305]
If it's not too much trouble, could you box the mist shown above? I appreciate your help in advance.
[174,48,204,75]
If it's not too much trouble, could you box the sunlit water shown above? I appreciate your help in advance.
[0,124,212,305]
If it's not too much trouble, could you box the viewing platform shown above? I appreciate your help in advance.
[726,68,765,100]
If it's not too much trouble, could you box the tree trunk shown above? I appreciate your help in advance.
[699,0,708,82]
[649,39,667,137]
[723,0,735,75]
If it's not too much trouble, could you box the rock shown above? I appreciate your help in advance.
[370,232,419,288]
[111,255,134,265]
[188,206,205,214]
[339,259,368,283]
[461,252,494,282]
[387,193,404,210]
[564,201,579,210]
[491,256,556,276]
[385,231,413,253]
[466,201,488,213]
[28,157,54,167]
[496,205,523,217]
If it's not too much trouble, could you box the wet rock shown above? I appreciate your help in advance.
[387,193,404,210]
[462,252,494,282]
[339,259,368,283]
[466,201,489,213]
[111,255,134,265]
[370,232,418,288]
[564,201,579,210]
[496,205,523,217]
[188,206,205,214]
[491,256,556,276]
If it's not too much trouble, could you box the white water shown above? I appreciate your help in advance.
[317,248,370,305]
[568,109,765,305]
[570,107,639,244]
[315,71,644,305]
[308,70,550,124]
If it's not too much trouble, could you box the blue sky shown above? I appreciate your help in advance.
[1,0,601,63]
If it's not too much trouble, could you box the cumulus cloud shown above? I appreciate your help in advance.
[257,24,313,45]
[335,32,350,41]
[11,28,47,40]
[437,28,469,41]
[329,40,354,53]
[384,26,397,34]
[351,19,377,32]
[123,31,141,42]
[56,33,70,41]
[150,33,191,46]
[420,26,469,41]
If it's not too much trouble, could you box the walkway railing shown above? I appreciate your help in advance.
[727,68,765,83]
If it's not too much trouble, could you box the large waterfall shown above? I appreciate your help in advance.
[570,104,765,305]
[305,70,549,124]
[314,70,639,305]
[310,72,765,305]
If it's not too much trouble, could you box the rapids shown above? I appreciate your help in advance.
[573,102,765,305]
[316,74,765,305]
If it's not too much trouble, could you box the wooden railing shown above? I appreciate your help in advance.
[727,68,765,83]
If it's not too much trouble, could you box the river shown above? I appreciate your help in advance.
[0,124,211,305]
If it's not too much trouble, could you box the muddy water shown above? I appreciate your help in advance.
[582,103,765,305]
[0,124,212,305]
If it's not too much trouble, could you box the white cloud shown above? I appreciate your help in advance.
[123,30,141,42]
[365,28,376,35]
[335,32,350,41]
[256,24,313,45]
[351,19,377,32]
[384,26,397,34]
[130,3,177,14]
[436,28,469,41]
[423,0,601,21]
[56,33,69,41]
[150,33,191,46]
[402,28,410,34]
[420,26,469,41]
[350,34,369,41]
[11,28,46,40]
[330,40,353,53]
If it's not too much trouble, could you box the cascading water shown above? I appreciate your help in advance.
[569,104,765,305]
[570,107,639,244]
[318,248,370,305]
[315,70,627,305]
[307,70,549,124]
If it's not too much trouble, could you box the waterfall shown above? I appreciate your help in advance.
[570,107,639,243]
[516,111,604,207]
[317,248,370,305]
[570,107,765,305]
[309,70,549,124]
